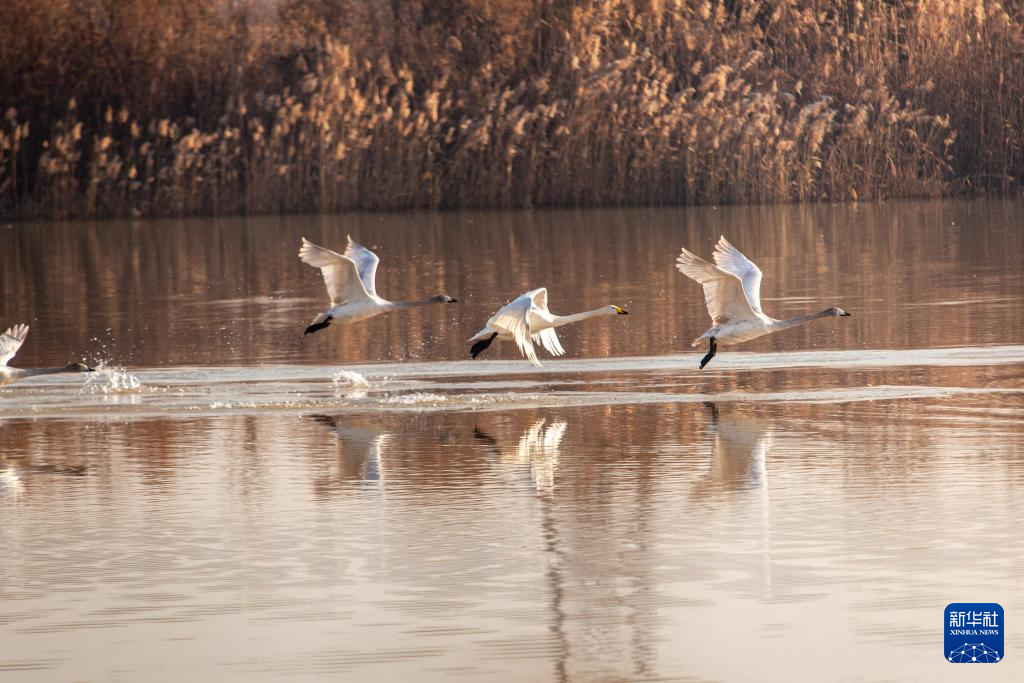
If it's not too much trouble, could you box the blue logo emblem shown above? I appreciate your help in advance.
[945,603,1003,663]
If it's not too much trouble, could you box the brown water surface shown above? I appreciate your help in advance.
[1,200,1023,680]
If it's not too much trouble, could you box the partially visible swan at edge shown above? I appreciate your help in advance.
[676,236,850,369]
[468,288,629,366]
[299,236,457,335]
[0,324,94,387]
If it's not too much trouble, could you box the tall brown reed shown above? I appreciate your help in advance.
[1,0,1021,220]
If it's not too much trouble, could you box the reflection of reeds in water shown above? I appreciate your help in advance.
[2,1,1023,219]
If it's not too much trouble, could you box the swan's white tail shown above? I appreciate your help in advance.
[469,326,495,342]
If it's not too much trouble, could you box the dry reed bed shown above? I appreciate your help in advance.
[1,0,1021,219]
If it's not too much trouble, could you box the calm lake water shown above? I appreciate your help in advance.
[2,200,1023,681]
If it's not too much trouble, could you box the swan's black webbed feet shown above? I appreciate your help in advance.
[304,316,332,335]
[699,337,717,369]
[470,333,498,359]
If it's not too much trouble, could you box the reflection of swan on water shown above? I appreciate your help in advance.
[0,460,87,500]
[474,418,567,492]
[698,403,774,590]
[676,236,851,368]
[0,324,94,387]
[702,403,773,492]
[308,414,391,484]
[469,288,628,366]
[298,236,457,335]
[475,418,573,675]
[0,464,24,499]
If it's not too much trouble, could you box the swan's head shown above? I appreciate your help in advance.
[610,305,629,315]
[830,307,851,317]
[433,295,458,303]
[64,363,94,373]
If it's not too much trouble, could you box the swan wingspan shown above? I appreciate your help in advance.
[489,293,541,366]
[344,235,381,297]
[299,238,371,306]
[678,236,849,366]
[0,324,29,366]
[676,247,758,325]
[712,236,764,314]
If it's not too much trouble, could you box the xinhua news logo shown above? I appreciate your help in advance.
[945,603,1003,663]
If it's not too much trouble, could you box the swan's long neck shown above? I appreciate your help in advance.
[4,364,91,384]
[20,366,80,378]
[386,296,447,310]
[551,307,614,328]
[0,366,80,386]
[769,308,837,332]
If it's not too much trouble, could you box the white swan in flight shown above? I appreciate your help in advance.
[676,236,850,368]
[299,236,457,335]
[468,288,629,366]
[0,324,94,386]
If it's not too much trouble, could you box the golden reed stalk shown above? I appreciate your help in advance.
[0,0,1019,219]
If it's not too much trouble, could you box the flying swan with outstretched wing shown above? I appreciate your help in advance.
[676,236,850,368]
[299,235,457,335]
[468,288,628,366]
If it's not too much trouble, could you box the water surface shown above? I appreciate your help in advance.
[2,200,1023,680]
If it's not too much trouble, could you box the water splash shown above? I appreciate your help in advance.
[332,370,370,389]
[85,364,143,394]
[382,392,449,405]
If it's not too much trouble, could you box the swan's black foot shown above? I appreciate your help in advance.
[470,333,498,359]
[304,316,332,335]
[699,337,717,369]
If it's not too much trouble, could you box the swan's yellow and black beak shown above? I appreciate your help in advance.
[65,363,94,372]
[614,306,629,315]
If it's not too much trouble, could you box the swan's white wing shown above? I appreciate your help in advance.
[524,288,563,355]
[533,327,565,356]
[676,247,758,325]
[526,287,550,313]
[299,238,371,306]
[490,294,541,366]
[0,324,29,366]
[713,236,764,314]
[344,235,381,297]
